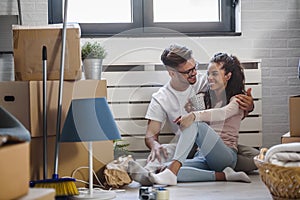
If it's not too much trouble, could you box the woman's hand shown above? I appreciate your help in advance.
[177,113,195,130]
[235,88,254,112]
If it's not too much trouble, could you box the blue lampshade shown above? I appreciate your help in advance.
[60,98,121,142]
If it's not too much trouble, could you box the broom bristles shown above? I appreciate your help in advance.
[30,178,79,197]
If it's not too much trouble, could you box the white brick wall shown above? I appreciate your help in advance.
[0,0,47,25]
[0,0,299,147]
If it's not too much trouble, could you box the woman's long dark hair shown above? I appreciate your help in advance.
[204,53,245,108]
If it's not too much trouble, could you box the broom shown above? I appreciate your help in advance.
[30,0,78,196]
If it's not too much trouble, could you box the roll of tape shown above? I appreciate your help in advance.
[156,188,169,200]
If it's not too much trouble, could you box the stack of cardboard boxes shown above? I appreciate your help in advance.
[281,96,300,143]
[0,24,113,198]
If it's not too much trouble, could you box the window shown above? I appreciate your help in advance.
[48,0,240,37]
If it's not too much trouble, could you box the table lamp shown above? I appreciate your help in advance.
[60,98,121,199]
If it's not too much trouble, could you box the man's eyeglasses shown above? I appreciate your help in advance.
[176,63,199,76]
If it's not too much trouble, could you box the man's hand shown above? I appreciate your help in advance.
[235,88,254,112]
[145,120,167,163]
[147,142,168,163]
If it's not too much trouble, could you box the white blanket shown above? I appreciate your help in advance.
[265,143,300,167]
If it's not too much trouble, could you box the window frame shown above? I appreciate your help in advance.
[48,0,240,37]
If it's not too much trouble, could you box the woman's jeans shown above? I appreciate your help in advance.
[174,122,237,182]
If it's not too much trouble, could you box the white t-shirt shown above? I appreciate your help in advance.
[145,72,208,137]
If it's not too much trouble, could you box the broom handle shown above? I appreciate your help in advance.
[42,46,48,179]
[53,0,68,178]
[17,0,22,25]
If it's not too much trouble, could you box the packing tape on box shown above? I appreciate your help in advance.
[156,187,169,200]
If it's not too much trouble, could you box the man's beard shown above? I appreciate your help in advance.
[188,75,197,85]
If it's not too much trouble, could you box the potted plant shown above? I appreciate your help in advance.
[81,41,107,80]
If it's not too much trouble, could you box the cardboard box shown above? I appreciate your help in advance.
[0,80,107,137]
[289,96,300,136]
[0,81,30,132]
[13,24,82,81]
[281,132,300,144]
[0,142,30,199]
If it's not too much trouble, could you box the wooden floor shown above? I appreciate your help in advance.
[114,172,273,200]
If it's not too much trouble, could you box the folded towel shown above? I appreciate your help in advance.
[265,143,300,167]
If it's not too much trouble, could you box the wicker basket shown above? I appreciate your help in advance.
[254,156,300,200]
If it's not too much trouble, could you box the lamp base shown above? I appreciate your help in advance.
[70,189,116,200]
